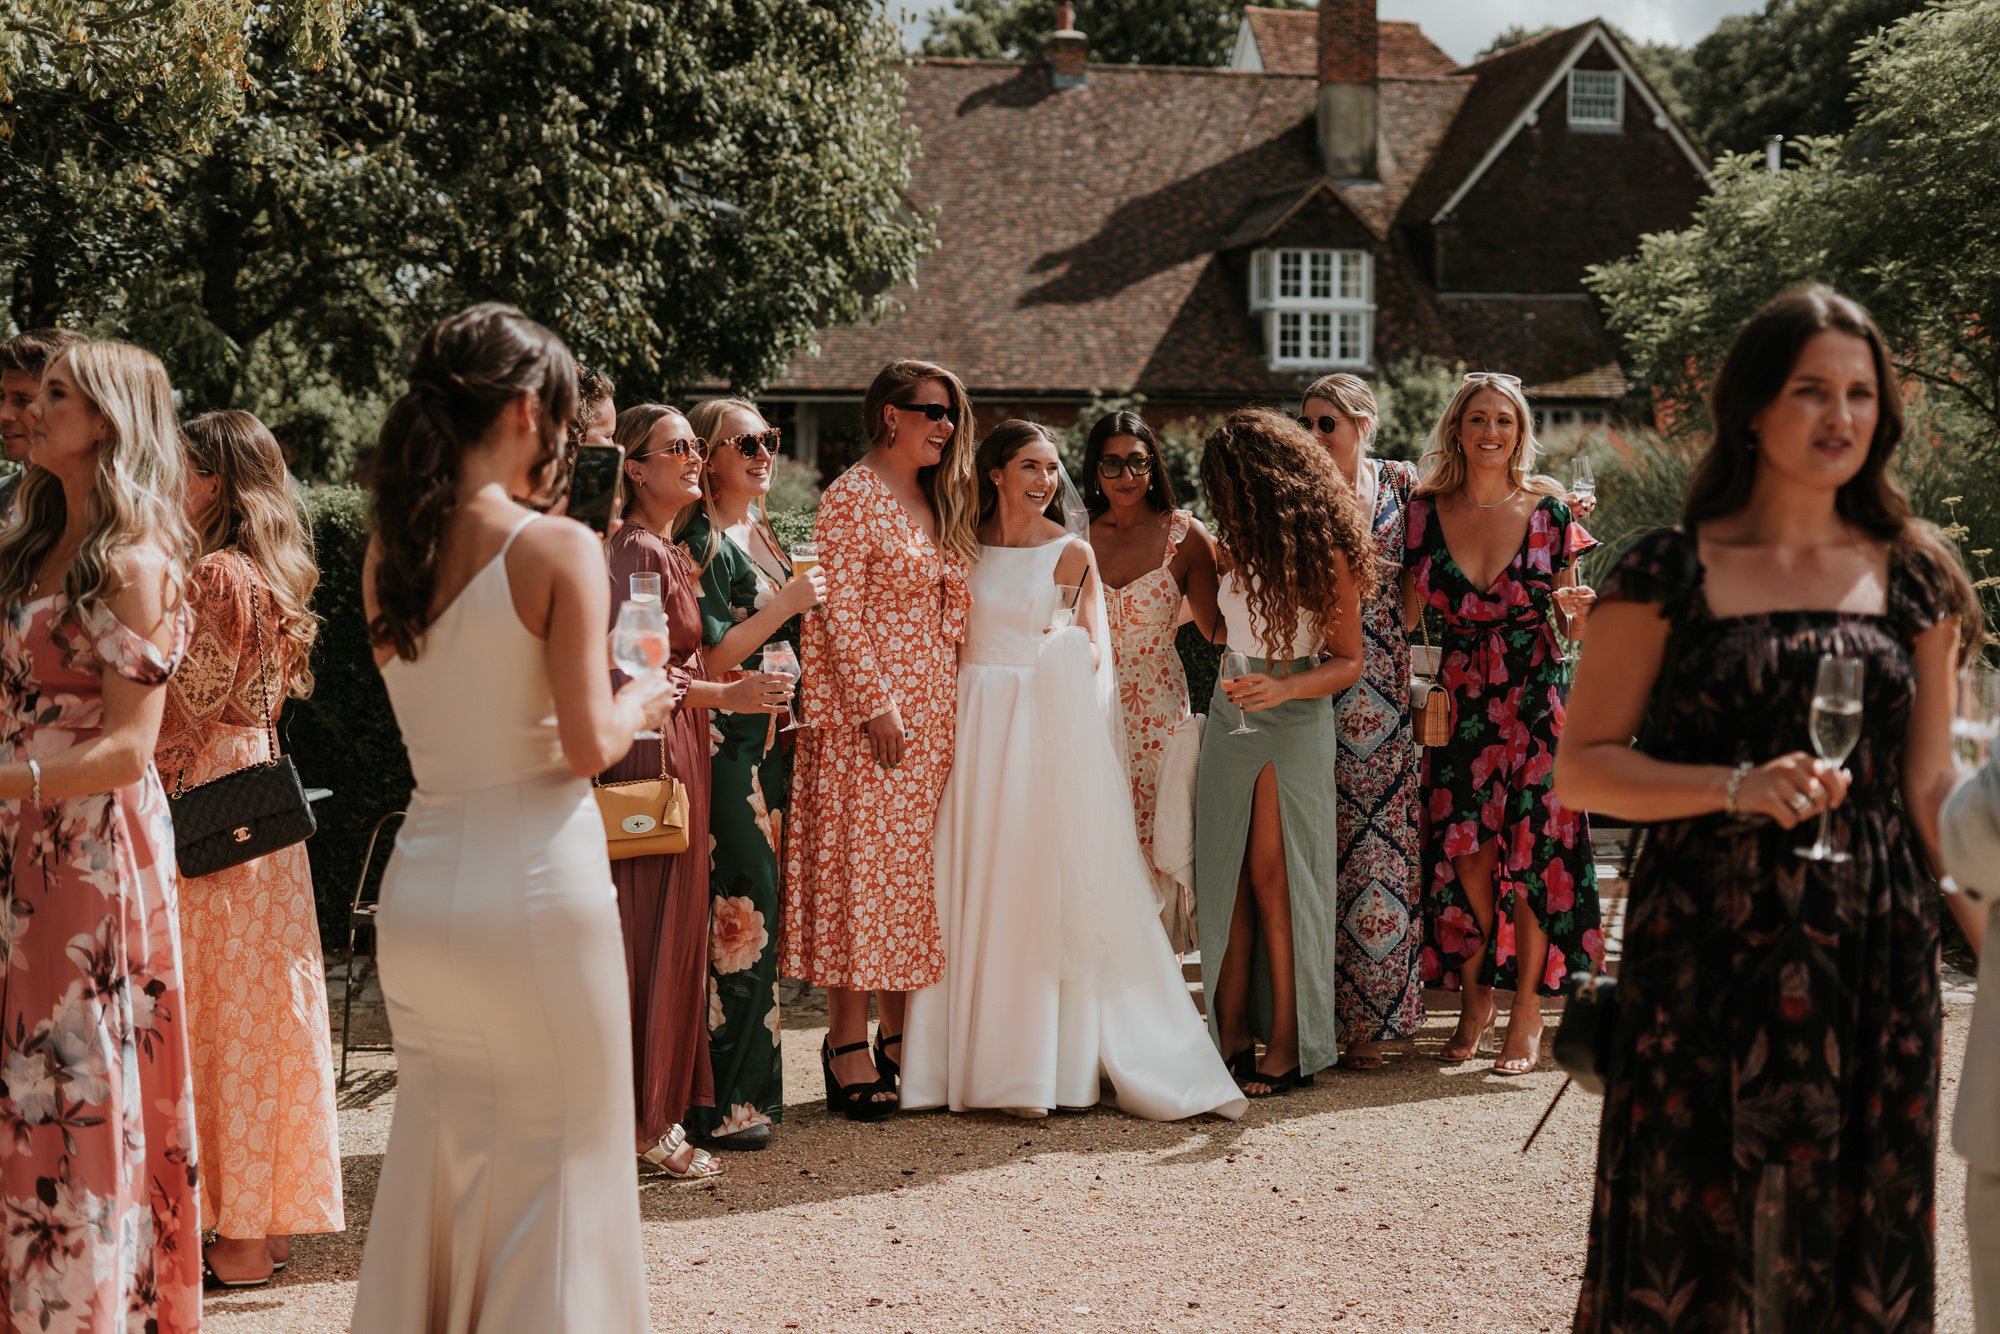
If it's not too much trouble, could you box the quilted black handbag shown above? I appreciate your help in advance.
[168,579,317,879]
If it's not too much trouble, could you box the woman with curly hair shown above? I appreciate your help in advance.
[1404,373,1600,1075]
[1195,408,1374,1097]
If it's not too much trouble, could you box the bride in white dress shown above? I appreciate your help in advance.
[902,421,1246,1121]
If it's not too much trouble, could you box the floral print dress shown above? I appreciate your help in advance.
[782,465,970,991]
[679,511,790,1138]
[1577,529,1954,1333]
[1333,460,1424,1043]
[1104,509,1197,952]
[1405,493,1602,995]
[0,594,201,1333]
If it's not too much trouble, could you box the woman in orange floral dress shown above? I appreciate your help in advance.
[782,359,978,1118]
[158,411,344,1287]
[1083,411,1218,953]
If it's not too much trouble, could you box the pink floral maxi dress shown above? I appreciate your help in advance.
[1104,509,1197,952]
[0,595,201,1332]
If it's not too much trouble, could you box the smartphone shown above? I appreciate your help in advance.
[567,444,624,535]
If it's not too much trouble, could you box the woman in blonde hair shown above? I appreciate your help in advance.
[1403,373,1601,1074]
[782,358,977,1118]
[676,397,823,1148]
[157,410,344,1286]
[0,342,202,1330]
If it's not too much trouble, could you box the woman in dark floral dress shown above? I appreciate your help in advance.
[1557,287,1968,1331]
[1404,373,1601,1074]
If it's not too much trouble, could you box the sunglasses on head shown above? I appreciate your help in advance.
[1096,454,1154,478]
[1297,414,1343,435]
[632,437,705,463]
[710,428,782,459]
[1462,372,1523,388]
[896,400,959,425]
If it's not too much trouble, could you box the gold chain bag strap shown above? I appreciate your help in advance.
[594,722,690,860]
[1410,608,1453,748]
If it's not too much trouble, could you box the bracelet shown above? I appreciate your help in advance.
[26,757,40,805]
[1722,760,1753,816]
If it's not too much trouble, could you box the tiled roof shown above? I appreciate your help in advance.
[1435,295,1628,399]
[1242,8,1459,79]
[1400,22,1595,224]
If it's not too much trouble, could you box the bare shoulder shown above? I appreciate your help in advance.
[1055,534,1097,581]
[515,511,601,564]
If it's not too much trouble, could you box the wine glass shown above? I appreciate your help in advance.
[762,640,807,732]
[630,571,662,605]
[610,602,672,740]
[1571,456,1596,506]
[1953,665,2000,772]
[1049,582,1083,630]
[1796,653,1864,863]
[790,541,821,579]
[1219,649,1260,736]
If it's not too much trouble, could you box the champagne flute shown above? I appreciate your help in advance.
[610,602,672,740]
[630,571,662,605]
[762,640,806,732]
[1795,653,1864,863]
[790,541,821,579]
[1219,649,1260,736]
[1049,582,1083,630]
[1571,456,1596,506]
[1953,665,2000,772]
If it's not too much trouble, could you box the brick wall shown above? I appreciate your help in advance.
[1318,0,1378,85]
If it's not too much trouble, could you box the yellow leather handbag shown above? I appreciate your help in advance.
[594,732,690,860]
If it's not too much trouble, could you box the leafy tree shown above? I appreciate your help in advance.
[921,0,1308,68]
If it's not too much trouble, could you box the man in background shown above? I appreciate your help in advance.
[0,328,84,522]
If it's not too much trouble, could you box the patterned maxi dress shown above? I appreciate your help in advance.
[1105,509,1197,953]
[1333,460,1425,1043]
[678,511,790,1139]
[1577,529,1953,1332]
[0,593,201,1332]
[154,550,343,1241]
[1405,494,1602,995]
[602,524,715,1148]
[782,466,970,991]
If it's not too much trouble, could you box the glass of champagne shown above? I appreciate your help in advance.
[1049,582,1083,630]
[1571,456,1596,507]
[790,541,820,579]
[630,571,662,605]
[1219,649,1260,736]
[763,640,805,732]
[1796,653,1864,863]
[610,602,672,739]
[1953,665,2000,772]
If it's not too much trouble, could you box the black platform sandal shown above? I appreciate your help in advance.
[822,1038,897,1121]
[1225,1046,1257,1082]
[873,1029,904,1083]
[1242,1066,1311,1099]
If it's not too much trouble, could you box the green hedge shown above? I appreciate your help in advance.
[294,486,414,944]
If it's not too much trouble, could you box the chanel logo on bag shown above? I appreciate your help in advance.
[231,827,253,843]
[620,814,657,835]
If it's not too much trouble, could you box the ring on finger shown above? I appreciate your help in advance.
[1788,790,1812,814]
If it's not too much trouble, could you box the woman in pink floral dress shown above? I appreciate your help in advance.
[1083,411,1218,952]
[0,342,201,1331]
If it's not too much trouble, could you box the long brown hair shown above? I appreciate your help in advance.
[861,359,980,564]
[368,304,576,662]
[974,420,1066,526]
[1691,284,1980,650]
[1080,410,1175,517]
[182,410,321,697]
[1200,408,1380,660]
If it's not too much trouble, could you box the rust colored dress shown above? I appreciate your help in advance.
[603,523,714,1148]
[155,550,344,1241]
[782,466,970,991]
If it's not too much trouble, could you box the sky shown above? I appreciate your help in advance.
[892,1,1768,65]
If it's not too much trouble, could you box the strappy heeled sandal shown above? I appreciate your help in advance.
[640,1123,725,1179]
[1225,1046,1257,1082]
[873,1029,904,1083]
[823,1037,897,1121]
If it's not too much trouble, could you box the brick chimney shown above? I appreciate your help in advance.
[1046,2,1087,89]
[1317,0,1379,180]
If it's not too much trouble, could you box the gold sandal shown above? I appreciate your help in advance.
[640,1124,724,1180]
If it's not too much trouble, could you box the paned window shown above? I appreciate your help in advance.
[1249,248,1373,370]
[1568,70,1623,129]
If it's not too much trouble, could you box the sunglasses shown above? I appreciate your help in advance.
[1096,455,1154,478]
[1297,414,1344,435]
[895,400,959,425]
[632,437,705,463]
[710,428,782,459]
[1462,372,1523,388]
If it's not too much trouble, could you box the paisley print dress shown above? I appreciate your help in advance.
[1405,493,1602,995]
[0,593,201,1333]
[1104,509,1197,952]
[1577,528,1954,1333]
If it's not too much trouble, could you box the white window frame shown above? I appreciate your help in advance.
[1535,406,1609,435]
[1567,69,1623,130]
[1249,247,1373,370]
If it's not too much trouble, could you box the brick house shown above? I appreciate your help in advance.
[759,1,1709,470]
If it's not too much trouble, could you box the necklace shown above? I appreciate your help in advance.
[1464,487,1522,510]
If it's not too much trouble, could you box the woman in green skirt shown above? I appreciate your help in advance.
[1195,409,1378,1096]
[678,398,823,1148]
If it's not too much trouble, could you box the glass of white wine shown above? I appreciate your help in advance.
[1952,665,2000,772]
[1049,582,1083,630]
[763,640,806,733]
[1796,653,1864,863]
[1571,456,1596,507]
[610,601,672,740]
[630,571,662,605]
[1219,649,1260,736]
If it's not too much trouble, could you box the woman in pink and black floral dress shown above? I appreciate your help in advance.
[1084,411,1218,952]
[0,342,201,1331]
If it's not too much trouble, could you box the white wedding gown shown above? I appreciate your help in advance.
[902,538,1247,1121]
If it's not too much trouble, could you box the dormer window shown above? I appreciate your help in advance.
[1568,69,1623,129]
[1249,248,1373,370]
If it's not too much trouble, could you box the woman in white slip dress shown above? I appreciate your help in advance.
[902,421,1246,1121]
[354,305,676,1334]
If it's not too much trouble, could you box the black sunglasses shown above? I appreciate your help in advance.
[1297,414,1343,435]
[711,428,782,459]
[895,400,959,425]
[1096,455,1154,478]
